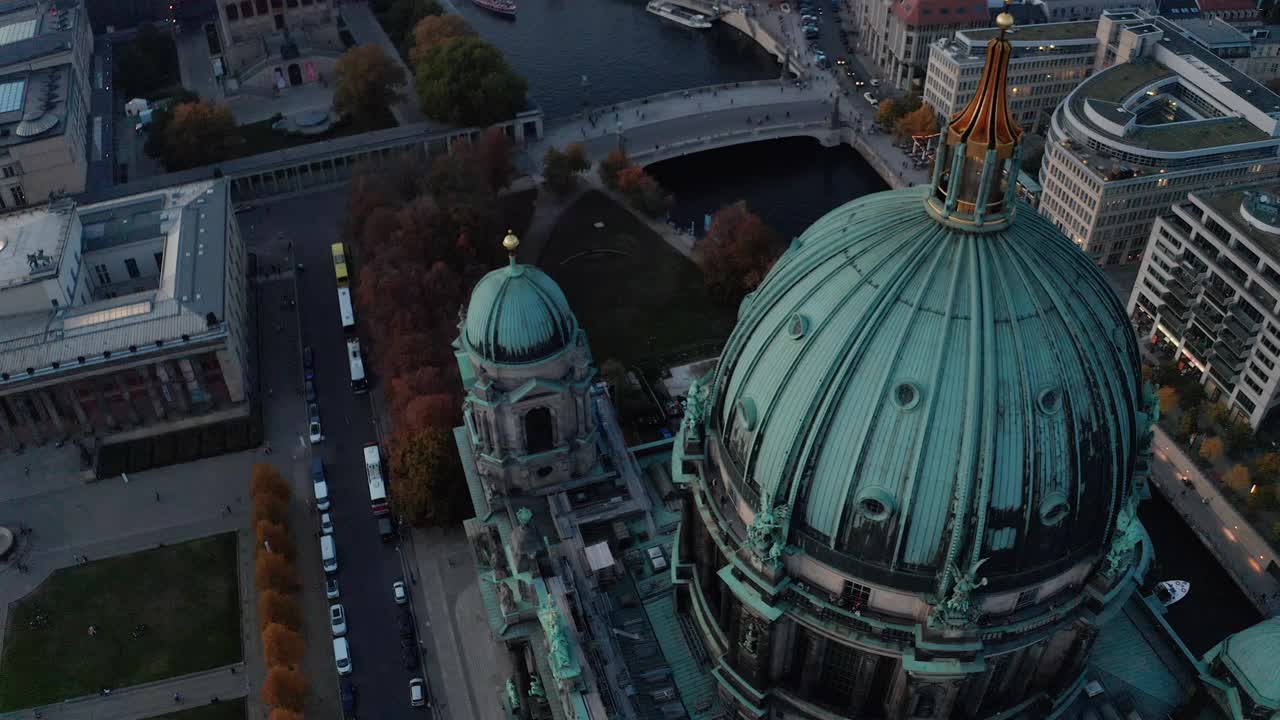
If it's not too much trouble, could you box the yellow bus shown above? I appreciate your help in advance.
[331,242,349,287]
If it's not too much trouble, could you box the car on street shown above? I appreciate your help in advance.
[393,580,408,605]
[401,637,420,670]
[310,420,323,444]
[330,603,347,636]
[863,91,876,104]
[305,380,316,403]
[302,346,315,380]
[308,402,320,424]
[340,677,357,714]
[398,607,415,639]
[409,678,427,708]
[836,56,847,65]
[333,636,352,675]
[326,577,340,600]
[320,512,334,535]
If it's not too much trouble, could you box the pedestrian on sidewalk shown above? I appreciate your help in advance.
[155,490,160,502]
[224,504,232,515]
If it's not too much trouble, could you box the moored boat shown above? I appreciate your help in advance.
[1155,580,1190,606]
[646,0,714,28]
[470,0,516,17]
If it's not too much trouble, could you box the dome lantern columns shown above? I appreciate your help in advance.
[926,7,1024,232]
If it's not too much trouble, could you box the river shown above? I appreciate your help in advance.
[452,0,780,118]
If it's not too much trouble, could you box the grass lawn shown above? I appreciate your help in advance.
[0,533,242,710]
[540,190,736,368]
[143,699,247,720]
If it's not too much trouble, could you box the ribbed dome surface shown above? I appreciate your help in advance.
[711,186,1141,591]
[1220,618,1280,708]
[464,263,578,364]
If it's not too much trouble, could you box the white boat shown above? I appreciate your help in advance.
[646,1,714,28]
[1155,580,1190,606]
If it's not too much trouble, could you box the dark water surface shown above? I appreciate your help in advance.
[1139,490,1261,657]
[451,0,780,118]
[648,138,891,241]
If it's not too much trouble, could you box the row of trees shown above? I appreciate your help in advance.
[541,143,591,196]
[250,464,308,720]
[598,149,670,219]
[345,137,515,526]
[876,95,937,142]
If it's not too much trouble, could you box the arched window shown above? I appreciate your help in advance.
[524,407,554,454]
[225,2,239,19]
[239,0,253,17]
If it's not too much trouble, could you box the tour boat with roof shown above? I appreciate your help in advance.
[470,0,516,17]
[646,1,714,28]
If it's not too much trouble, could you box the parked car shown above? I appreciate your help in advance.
[863,91,876,104]
[333,637,352,675]
[310,421,323,444]
[330,603,347,637]
[320,512,334,535]
[379,516,396,543]
[302,346,315,380]
[305,380,316,403]
[308,402,320,424]
[393,580,408,605]
[398,608,415,639]
[326,577,340,600]
[836,56,847,65]
[340,677,357,714]
[409,678,427,708]
[870,78,881,87]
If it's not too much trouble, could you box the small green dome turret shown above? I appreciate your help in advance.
[463,232,579,365]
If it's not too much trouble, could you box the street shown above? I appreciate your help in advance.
[244,191,445,720]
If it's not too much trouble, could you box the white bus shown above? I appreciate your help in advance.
[364,442,389,516]
[337,287,355,331]
[347,338,368,393]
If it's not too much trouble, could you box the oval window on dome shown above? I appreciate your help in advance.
[1037,388,1061,416]
[893,382,921,410]
[855,487,895,522]
[735,397,758,432]
[1040,491,1070,526]
[786,313,809,340]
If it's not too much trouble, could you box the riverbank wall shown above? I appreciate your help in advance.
[719,10,806,77]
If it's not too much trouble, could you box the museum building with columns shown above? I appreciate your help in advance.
[670,12,1158,720]
[0,178,251,451]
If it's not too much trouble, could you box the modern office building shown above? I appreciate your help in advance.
[0,0,94,203]
[1128,186,1280,429]
[1038,12,1280,265]
[214,0,343,93]
[0,178,252,451]
[853,0,989,91]
[925,20,1098,130]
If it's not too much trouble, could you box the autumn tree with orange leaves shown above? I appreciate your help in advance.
[258,590,302,631]
[262,667,307,711]
[697,201,785,303]
[262,623,306,668]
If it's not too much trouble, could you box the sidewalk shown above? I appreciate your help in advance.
[0,664,248,720]
[1151,426,1280,616]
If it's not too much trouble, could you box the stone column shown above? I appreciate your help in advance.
[1010,641,1046,700]
[139,366,166,420]
[37,389,65,436]
[849,651,879,713]
[799,631,827,696]
[113,374,142,426]
[63,386,90,434]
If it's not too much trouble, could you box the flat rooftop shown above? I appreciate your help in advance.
[0,0,83,72]
[0,63,76,151]
[0,200,75,290]
[1198,185,1280,262]
[1176,17,1250,46]
[0,180,232,384]
[1077,60,1173,103]
[962,20,1098,42]
[1155,16,1280,112]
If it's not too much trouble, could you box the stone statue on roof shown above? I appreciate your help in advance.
[929,557,989,629]
[529,676,545,698]
[747,499,790,569]
[681,376,710,445]
[1102,494,1142,579]
[538,596,575,678]
[505,678,521,710]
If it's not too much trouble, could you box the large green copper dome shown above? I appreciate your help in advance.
[709,185,1142,591]
[464,261,578,365]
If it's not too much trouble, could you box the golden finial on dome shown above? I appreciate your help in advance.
[996,10,1014,33]
[503,229,519,253]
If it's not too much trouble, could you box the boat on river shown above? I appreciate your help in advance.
[470,0,516,17]
[646,1,714,28]
[1155,580,1190,606]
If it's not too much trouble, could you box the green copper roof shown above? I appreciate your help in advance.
[709,186,1141,590]
[1219,617,1280,709]
[464,262,578,364]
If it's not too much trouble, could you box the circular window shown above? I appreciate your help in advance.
[1040,491,1070,526]
[893,382,921,410]
[786,313,809,340]
[1037,388,1061,415]
[855,488,895,521]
